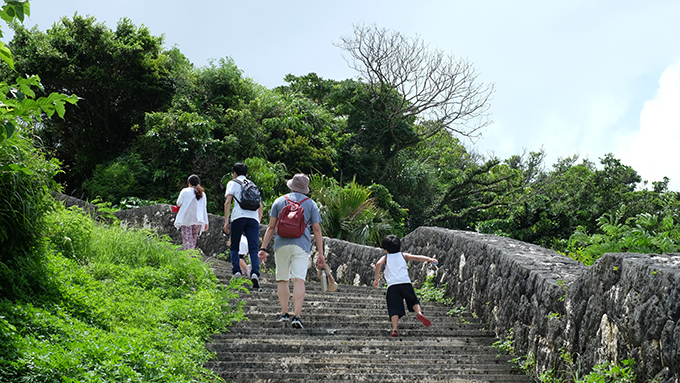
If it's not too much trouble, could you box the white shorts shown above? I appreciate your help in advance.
[275,244,309,281]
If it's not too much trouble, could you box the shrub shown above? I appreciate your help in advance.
[309,174,397,246]
[44,205,93,262]
[0,130,61,300]
[566,196,680,264]
[82,153,151,204]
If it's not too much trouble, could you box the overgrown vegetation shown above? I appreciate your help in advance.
[0,1,675,379]
[566,193,680,265]
[1,206,247,382]
[539,354,637,383]
[415,275,454,306]
[492,330,638,383]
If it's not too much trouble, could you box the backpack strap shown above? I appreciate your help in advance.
[284,195,310,205]
[232,178,247,207]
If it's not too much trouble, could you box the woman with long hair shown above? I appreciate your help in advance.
[174,174,209,250]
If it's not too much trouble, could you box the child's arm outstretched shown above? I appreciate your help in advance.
[403,253,437,264]
[373,255,386,288]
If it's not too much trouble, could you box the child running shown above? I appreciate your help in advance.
[373,234,437,337]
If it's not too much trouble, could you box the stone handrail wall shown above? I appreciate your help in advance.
[54,195,679,383]
[398,228,679,383]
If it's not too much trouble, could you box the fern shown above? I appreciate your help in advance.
[566,195,680,264]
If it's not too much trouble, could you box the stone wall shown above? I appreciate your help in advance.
[114,203,232,258]
[54,195,680,382]
[398,227,679,383]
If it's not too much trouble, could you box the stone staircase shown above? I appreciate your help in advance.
[204,258,531,383]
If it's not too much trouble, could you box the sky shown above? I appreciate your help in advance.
[12,0,680,190]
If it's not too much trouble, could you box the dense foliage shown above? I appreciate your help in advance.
[4,10,679,257]
[6,14,178,191]
[0,0,77,296]
[1,206,246,382]
[566,194,680,265]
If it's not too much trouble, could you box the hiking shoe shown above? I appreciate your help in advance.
[291,316,304,329]
[251,273,260,289]
[232,272,242,280]
[277,313,290,322]
[417,314,431,327]
[391,330,398,337]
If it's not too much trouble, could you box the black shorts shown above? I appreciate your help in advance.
[386,283,420,318]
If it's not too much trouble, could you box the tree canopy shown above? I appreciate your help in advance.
[3,13,677,256]
[5,14,181,191]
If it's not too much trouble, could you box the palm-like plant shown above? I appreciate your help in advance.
[309,174,395,246]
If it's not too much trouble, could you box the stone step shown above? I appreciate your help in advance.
[208,337,500,350]
[240,299,464,314]
[216,326,496,338]
[239,296,477,317]
[206,360,521,374]
[203,257,529,383]
[221,275,422,295]
[210,371,530,383]
[209,351,513,364]
[241,290,446,303]
[234,305,459,316]
[234,313,485,329]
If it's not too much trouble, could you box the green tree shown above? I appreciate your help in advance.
[476,153,651,251]
[280,75,384,185]
[259,88,341,174]
[279,72,339,106]
[241,157,288,209]
[330,79,418,184]
[427,157,524,230]
[82,152,152,204]
[173,56,258,116]
[5,14,182,191]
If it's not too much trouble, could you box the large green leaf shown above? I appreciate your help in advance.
[2,121,14,140]
[0,41,13,70]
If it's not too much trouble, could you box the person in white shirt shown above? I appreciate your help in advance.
[373,234,436,337]
[223,162,263,288]
[174,174,209,250]
[227,235,251,276]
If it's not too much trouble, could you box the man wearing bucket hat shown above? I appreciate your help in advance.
[259,173,325,329]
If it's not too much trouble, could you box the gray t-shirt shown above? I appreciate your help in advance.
[270,192,322,253]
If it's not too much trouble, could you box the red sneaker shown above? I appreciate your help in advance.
[391,330,398,337]
[417,314,431,327]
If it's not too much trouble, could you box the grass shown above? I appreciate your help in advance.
[0,205,247,382]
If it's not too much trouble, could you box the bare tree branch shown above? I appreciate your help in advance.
[335,22,495,143]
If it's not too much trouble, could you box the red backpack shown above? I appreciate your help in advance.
[276,195,310,238]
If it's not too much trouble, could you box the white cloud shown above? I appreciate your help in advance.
[618,61,680,191]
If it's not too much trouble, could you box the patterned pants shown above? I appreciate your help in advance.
[180,225,202,250]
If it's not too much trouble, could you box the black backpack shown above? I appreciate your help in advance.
[233,179,261,211]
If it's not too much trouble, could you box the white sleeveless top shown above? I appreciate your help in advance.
[384,252,411,287]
